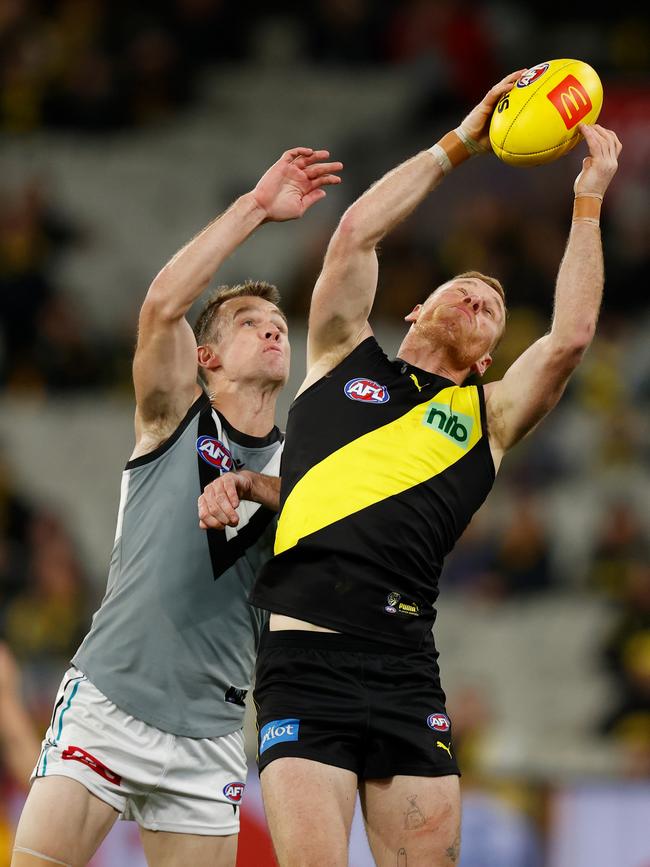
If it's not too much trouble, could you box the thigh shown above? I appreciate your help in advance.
[139,829,237,867]
[261,757,358,867]
[254,633,366,775]
[12,776,119,867]
[361,774,461,867]
[127,729,247,836]
[363,649,459,780]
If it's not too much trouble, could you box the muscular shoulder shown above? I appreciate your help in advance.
[482,381,506,468]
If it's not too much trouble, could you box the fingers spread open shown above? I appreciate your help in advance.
[283,147,314,162]
[305,161,344,179]
[301,149,332,165]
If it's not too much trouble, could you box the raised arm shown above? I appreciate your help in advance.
[132,148,342,454]
[304,70,524,383]
[485,124,622,459]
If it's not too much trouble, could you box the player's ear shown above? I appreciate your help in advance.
[405,304,422,323]
[472,353,492,377]
[197,344,220,373]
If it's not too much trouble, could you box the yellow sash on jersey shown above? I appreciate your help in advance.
[275,385,482,555]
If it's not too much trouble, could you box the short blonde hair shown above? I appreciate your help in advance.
[193,281,282,346]
[438,270,507,310]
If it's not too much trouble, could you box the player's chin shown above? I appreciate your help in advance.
[259,359,289,385]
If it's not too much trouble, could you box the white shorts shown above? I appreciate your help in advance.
[31,667,247,836]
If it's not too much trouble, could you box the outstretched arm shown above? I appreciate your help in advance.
[304,70,524,384]
[485,124,622,459]
[132,148,342,449]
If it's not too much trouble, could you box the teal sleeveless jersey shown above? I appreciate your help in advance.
[74,392,282,737]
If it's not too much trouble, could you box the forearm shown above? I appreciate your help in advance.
[550,195,604,351]
[145,192,266,319]
[242,471,281,512]
[339,130,473,248]
[0,700,40,788]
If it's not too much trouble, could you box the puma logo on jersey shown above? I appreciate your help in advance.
[436,741,453,759]
[410,373,427,392]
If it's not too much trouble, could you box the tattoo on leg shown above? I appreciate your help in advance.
[397,847,407,866]
[404,794,426,830]
[446,831,461,863]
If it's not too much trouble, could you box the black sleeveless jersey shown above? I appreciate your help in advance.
[250,337,496,647]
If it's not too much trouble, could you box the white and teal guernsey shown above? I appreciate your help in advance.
[73,391,282,738]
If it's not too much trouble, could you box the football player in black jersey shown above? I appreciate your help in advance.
[202,74,621,867]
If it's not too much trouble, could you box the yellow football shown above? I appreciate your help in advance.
[489,59,603,166]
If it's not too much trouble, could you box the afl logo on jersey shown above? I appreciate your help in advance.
[344,378,390,404]
[223,782,245,803]
[427,713,450,732]
[196,436,233,471]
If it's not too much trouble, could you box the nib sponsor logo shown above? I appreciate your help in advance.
[423,402,473,447]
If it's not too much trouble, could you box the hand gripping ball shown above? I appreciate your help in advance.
[489,59,603,166]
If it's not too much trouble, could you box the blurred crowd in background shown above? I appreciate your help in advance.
[0,2,648,864]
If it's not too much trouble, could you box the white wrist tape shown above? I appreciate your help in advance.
[455,126,487,155]
[428,143,452,175]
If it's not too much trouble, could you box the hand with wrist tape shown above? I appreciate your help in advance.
[456,69,526,155]
[429,70,525,174]
[573,123,622,200]
[572,124,622,224]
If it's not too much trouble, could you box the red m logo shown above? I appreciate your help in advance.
[546,75,593,129]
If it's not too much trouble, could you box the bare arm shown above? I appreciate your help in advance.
[485,124,622,458]
[305,70,524,385]
[198,471,281,530]
[0,643,40,789]
[132,148,342,454]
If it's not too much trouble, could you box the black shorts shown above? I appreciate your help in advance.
[253,630,459,779]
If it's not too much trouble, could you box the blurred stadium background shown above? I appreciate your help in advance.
[0,1,648,865]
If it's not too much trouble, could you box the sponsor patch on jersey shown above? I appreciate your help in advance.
[196,436,234,471]
[224,685,248,707]
[517,63,549,87]
[344,378,390,404]
[384,591,420,616]
[259,718,300,754]
[61,745,122,785]
[223,781,245,803]
[422,402,474,448]
[427,713,451,732]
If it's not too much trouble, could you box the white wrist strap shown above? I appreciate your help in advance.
[428,144,452,175]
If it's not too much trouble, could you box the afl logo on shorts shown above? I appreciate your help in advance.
[344,378,390,404]
[223,782,245,803]
[427,713,450,732]
[196,436,233,471]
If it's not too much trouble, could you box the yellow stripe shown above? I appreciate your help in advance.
[275,385,482,555]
